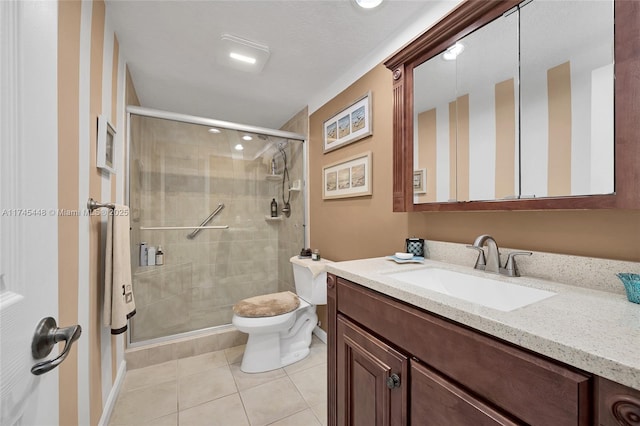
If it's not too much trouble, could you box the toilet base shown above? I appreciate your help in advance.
[240,305,317,373]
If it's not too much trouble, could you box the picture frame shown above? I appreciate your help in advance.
[97,114,116,174]
[323,151,372,199]
[413,168,426,194]
[323,92,372,153]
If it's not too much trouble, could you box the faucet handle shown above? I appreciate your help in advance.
[466,245,486,270]
[503,251,532,277]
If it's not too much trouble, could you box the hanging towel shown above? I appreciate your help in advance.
[103,204,136,334]
[289,256,333,278]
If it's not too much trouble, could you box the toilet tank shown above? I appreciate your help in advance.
[292,261,329,305]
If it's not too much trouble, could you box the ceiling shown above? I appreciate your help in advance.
[106,0,441,130]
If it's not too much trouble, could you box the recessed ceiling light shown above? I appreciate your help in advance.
[242,135,253,141]
[234,144,244,151]
[442,43,465,61]
[355,0,383,9]
[208,128,221,134]
[230,52,257,65]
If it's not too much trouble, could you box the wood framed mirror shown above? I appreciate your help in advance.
[384,0,639,212]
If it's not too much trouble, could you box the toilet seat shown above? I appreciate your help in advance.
[233,291,300,318]
[232,299,310,330]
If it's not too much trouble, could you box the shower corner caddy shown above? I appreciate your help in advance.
[264,215,283,221]
[265,174,282,181]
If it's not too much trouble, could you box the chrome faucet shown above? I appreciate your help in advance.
[468,234,501,273]
[467,234,532,277]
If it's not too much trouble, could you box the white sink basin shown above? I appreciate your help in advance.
[386,267,556,312]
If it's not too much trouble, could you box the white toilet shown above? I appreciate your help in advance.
[232,256,331,373]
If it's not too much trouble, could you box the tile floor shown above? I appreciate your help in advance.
[109,337,327,426]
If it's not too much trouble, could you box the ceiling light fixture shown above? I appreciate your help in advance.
[208,128,221,134]
[355,0,383,9]
[442,43,465,61]
[242,135,253,141]
[229,52,257,65]
[234,144,244,151]
[219,34,270,73]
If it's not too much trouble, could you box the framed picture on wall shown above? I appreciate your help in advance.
[323,92,372,153]
[97,114,116,174]
[413,168,426,194]
[323,151,372,199]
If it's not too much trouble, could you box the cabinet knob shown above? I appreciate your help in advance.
[327,275,335,289]
[386,373,401,389]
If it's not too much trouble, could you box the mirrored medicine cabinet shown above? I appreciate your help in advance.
[384,0,640,212]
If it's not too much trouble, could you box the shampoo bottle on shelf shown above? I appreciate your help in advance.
[155,246,164,266]
[270,198,278,217]
[147,246,156,266]
[139,242,148,266]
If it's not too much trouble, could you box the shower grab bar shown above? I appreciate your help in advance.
[140,225,229,231]
[186,204,225,239]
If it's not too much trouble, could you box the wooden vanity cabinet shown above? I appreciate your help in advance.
[328,274,593,426]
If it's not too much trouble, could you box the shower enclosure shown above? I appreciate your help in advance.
[127,108,306,345]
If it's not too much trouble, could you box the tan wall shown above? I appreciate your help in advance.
[309,64,640,294]
[310,65,411,261]
[57,1,137,424]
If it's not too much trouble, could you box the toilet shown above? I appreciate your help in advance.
[232,256,331,373]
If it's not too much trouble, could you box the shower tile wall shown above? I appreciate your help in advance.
[130,116,298,342]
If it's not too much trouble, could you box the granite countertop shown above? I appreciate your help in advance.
[326,257,640,390]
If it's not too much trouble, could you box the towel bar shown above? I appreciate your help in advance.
[87,197,115,212]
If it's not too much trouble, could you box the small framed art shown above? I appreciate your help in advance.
[97,115,116,174]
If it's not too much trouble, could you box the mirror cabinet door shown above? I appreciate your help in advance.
[413,45,457,203]
[453,9,518,202]
[410,0,615,206]
[519,0,614,199]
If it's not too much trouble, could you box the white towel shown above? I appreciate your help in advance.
[289,255,333,278]
[103,204,136,334]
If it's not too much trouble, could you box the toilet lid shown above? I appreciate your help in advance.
[233,291,300,318]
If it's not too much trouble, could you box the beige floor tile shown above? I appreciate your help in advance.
[310,402,328,426]
[269,409,320,426]
[178,349,228,377]
[267,408,321,426]
[121,360,177,392]
[288,363,327,407]
[109,381,177,425]
[144,412,177,425]
[239,377,308,426]
[178,364,237,410]
[179,393,250,426]
[224,344,246,365]
[283,342,326,375]
[229,362,286,391]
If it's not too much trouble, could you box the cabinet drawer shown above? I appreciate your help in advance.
[411,360,522,426]
[337,278,591,425]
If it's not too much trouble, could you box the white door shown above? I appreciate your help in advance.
[1,1,64,424]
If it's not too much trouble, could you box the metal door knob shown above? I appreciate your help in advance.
[30,317,82,376]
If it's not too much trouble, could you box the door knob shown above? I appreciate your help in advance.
[30,317,82,375]
[386,373,401,389]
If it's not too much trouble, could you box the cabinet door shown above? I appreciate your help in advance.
[337,316,408,426]
[411,360,523,426]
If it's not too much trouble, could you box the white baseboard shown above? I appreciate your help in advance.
[313,326,327,344]
[98,360,127,426]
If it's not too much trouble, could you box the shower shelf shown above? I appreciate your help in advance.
[264,215,283,221]
[265,174,282,181]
